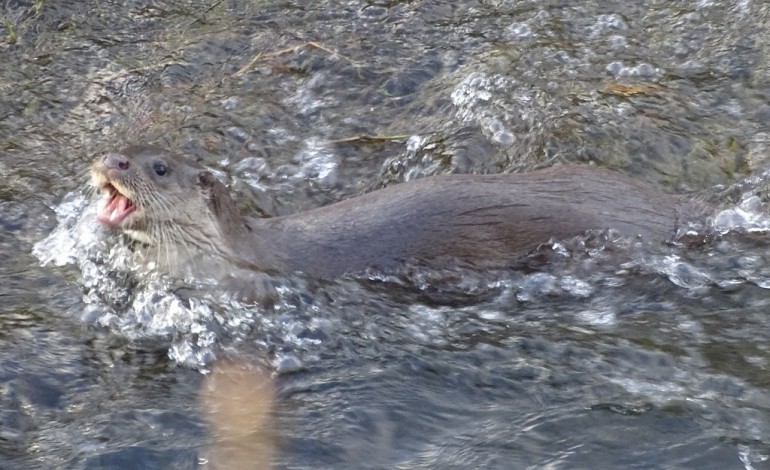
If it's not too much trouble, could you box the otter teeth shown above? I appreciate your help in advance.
[96,185,136,227]
[109,196,128,221]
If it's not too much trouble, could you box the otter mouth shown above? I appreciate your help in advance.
[96,183,136,227]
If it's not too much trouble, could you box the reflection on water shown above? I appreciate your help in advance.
[202,360,275,470]
[5,0,770,468]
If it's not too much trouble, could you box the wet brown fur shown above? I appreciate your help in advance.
[91,146,710,278]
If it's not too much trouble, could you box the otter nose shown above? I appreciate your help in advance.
[103,153,130,170]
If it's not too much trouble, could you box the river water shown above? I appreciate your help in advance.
[4,0,770,468]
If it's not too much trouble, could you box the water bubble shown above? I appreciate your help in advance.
[505,22,532,39]
[221,96,238,111]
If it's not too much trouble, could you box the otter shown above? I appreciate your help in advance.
[91,145,710,278]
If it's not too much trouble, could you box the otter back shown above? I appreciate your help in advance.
[249,165,692,277]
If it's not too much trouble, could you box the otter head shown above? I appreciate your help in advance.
[91,145,244,261]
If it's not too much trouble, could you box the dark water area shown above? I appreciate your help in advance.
[4,0,770,468]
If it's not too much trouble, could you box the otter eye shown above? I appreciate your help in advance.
[153,162,167,176]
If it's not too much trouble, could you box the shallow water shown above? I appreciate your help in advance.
[5,0,770,468]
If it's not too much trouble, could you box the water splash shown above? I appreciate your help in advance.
[713,195,770,235]
[32,192,109,268]
[32,191,266,369]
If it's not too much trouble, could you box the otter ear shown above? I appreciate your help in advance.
[195,171,239,221]
[195,171,223,209]
[196,171,219,191]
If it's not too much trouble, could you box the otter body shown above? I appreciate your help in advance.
[91,146,706,278]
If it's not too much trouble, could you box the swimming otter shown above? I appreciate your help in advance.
[91,145,709,278]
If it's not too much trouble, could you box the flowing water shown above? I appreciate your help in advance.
[4,0,770,468]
